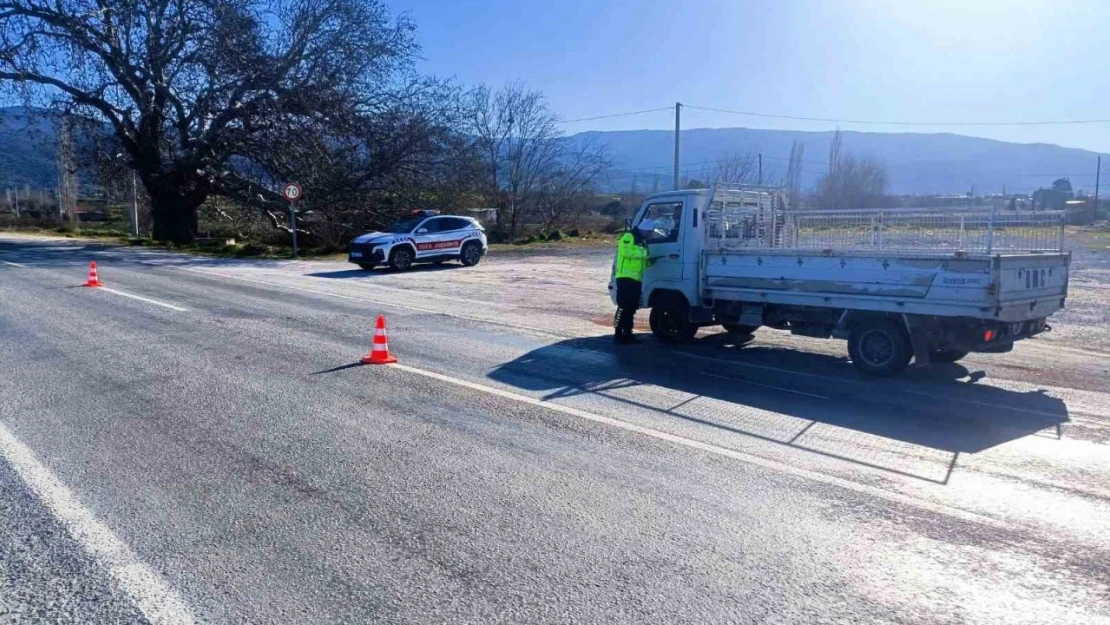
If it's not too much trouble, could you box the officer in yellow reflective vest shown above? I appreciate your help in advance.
[613,220,656,344]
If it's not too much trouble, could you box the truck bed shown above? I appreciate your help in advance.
[700,249,1069,322]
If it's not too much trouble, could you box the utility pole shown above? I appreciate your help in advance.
[652,174,660,194]
[131,170,140,237]
[758,153,763,185]
[1094,155,1101,224]
[630,174,637,196]
[673,102,682,191]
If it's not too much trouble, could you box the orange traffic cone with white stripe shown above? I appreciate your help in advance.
[361,315,397,364]
[83,261,102,287]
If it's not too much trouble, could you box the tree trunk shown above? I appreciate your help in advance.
[149,187,203,244]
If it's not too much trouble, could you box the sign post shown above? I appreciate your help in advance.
[281,182,303,258]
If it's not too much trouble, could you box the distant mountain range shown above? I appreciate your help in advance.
[1,106,1103,195]
[576,127,1104,196]
[0,107,60,189]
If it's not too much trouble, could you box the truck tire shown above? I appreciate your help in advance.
[650,300,697,343]
[388,246,415,272]
[460,241,483,267]
[931,349,969,364]
[847,318,912,376]
[723,323,759,337]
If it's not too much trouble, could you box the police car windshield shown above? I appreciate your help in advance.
[383,217,424,233]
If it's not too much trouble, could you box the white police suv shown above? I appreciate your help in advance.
[348,210,488,271]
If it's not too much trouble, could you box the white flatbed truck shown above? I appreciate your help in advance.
[610,183,1070,376]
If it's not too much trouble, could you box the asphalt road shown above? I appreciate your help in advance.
[0,234,1108,624]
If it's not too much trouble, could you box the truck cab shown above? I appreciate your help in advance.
[610,184,1069,376]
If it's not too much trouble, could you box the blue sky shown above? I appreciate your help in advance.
[389,0,1108,154]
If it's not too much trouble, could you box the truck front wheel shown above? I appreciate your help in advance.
[848,319,912,376]
[650,300,697,343]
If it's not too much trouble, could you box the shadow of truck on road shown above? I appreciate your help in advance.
[487,335,1068,485]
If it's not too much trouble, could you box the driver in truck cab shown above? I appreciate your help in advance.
[613,220,656,344]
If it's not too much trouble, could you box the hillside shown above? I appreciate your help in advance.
[1,105,1103,195]
[0,107,58,189]
[575,127,1104,195]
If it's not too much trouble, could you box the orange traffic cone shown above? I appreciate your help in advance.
[83,261,102,287]
[361,315,398,364]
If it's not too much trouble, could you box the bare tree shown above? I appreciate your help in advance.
[470,82,560,238]
[533,137,609,231]
[712,150,760,185]
[0,0,419,242]
[55,114,77,221]
[784,141,805,209]
[816,130,888,209]
[469,82,607,238]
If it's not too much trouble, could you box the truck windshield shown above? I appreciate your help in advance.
[383,217,424,233]
[640,202,683,243]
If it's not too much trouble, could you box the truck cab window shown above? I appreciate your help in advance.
[640,202,684,243]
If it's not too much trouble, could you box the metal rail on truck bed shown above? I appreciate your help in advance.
[697,184,1070,323]
[704,183,1065,256]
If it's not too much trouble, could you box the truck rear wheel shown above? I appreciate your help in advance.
[848,319,912,376]
[650,300,697,343]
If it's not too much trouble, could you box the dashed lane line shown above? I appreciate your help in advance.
[386,361,1016,532]
[97,287,189,312]
[0,420,199,625]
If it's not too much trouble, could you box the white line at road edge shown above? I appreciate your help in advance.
[387,362,1015,531]
[0,421,198,625]
[1,260,27,268]
[98,287,188,312]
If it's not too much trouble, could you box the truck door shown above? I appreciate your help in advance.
[637,199,686,284]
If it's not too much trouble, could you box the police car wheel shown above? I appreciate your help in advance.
[388,247,414,271]
[460,241,483,267]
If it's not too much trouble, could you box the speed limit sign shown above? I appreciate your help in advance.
[281,182,303,201]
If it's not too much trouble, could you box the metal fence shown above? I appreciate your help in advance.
[705,205,1065,255]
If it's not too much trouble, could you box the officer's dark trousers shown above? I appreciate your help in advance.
[614,278,642,339]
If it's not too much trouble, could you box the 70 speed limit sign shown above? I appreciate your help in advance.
[281,182,303,201]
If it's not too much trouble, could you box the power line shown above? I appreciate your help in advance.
[558,107,672,124]
[684,104,1110,127]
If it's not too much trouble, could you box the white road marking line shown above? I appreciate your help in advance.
[173,266,564,338]
[1,260,27,267]
[701,371,830,399]
[98,287,188,312]
[386,362,1015,531]
[0,421,198,625]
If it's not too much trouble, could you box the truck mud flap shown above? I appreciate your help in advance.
[902,314,931,367]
